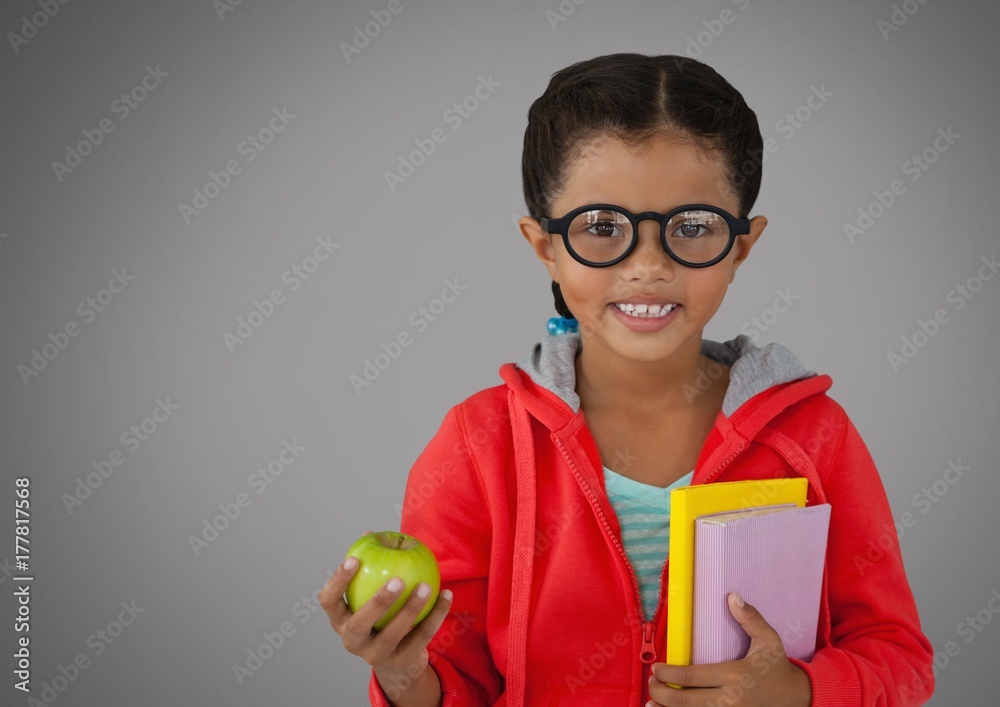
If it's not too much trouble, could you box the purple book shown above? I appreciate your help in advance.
[692,502,831,664]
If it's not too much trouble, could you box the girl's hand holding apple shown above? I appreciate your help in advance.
[319,531,454,699]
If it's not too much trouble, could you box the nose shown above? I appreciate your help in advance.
[622,219,675,279]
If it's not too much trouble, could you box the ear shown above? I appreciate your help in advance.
[519,216,560,282]
[729,214,767,283]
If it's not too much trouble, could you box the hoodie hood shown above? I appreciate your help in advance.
[514,331,818,418]
[496,332,832,706]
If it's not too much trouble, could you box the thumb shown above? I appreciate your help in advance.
[728,592,782,650]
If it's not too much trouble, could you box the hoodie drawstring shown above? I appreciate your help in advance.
[506,389,536,707]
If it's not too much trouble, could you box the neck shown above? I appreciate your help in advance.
[575,335,718,413]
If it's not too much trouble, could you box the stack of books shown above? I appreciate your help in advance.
[664,478,831,688]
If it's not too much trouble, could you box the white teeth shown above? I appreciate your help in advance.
[613,302,677,318]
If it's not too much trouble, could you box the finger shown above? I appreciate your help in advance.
[649,683,718,705]
[396,588,454,655]
[651,661,726,689]
[370,582,442,655]
[341,576,410,649]
[318,556,362,628]
[728,593,786,655]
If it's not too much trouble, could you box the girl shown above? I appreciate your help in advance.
[321,53,935,707]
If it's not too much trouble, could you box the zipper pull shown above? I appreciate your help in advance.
[639,621,656,663]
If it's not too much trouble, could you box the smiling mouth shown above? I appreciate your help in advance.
[610,302,680,319]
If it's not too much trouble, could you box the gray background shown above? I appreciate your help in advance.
[1,0,998,704]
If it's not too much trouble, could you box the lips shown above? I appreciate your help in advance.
[607,296,682,312]
[608,299,681,330]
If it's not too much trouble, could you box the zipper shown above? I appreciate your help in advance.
[639,621,656,705]
[640,620,657,661]
[554,434,748,705]
[554,437,655,705]
[641,553,673,705]
[701,440,746,486]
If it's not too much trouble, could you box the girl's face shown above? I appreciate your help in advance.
[520,131,767,367]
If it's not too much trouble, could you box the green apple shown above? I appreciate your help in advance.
[343,530,441,631]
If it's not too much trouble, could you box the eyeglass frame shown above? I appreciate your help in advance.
[539,203,752,269]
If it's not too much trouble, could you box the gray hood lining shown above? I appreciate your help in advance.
[516,333,816,418]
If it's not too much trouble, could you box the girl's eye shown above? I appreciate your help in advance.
[674,222,708,238]
[587,220,624,238]
[672,214,721,238]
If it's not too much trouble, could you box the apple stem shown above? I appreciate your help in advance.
[396,536,404,549]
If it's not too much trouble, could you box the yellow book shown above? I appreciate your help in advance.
[665,477,809,686]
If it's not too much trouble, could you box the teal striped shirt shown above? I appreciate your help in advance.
[602,467,695,620]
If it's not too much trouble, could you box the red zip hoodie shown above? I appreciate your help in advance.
[368,333,935,706]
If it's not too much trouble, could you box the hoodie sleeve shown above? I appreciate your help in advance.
[787,410,935,706]
[369,403,504,706]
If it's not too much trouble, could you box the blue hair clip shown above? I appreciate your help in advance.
[547,316,578,335]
